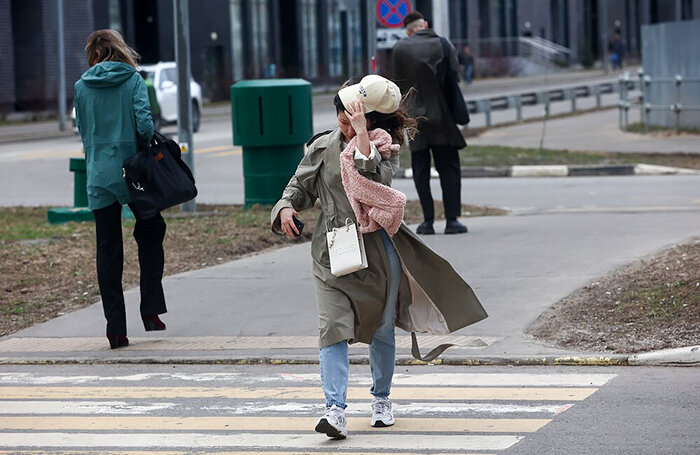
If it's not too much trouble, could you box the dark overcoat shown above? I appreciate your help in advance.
[390,29,466,151]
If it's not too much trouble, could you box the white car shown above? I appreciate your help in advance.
[140,62,203,132]
[71,62,203,133]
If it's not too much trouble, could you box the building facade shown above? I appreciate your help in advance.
[1,0,699,113]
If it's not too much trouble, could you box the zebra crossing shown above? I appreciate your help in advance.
[0,371,616,453]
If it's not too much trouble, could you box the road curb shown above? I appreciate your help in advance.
[4,348,699,367]
[628,345,700,366]
[0,353,630,367]
[394,163,699,179]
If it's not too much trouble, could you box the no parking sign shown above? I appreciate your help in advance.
[376,0,412,28]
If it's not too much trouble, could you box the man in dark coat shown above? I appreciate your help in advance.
[390,11,468,235]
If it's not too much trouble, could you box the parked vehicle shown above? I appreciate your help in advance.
[71,62,203,133]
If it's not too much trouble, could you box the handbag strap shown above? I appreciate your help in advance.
[411,332,454,362]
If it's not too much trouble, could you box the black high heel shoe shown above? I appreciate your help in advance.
[142,315,166,331]
[106,334,129,349]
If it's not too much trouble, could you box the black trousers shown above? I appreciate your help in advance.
[93,202,167,336]
[411,146,462,222]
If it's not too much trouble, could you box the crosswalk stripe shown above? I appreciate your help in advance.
[0,432,521,451]
[0,416,551,433]
[0,386,598,401]
[0,400,573,416]
[0,400,178,414]
[0,452,498,455]
[0,372,616,387]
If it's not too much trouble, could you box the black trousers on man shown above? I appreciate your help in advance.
[93,202,167,336]
[411,146,462,222]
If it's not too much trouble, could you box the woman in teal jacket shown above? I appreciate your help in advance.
[74,29,168,349]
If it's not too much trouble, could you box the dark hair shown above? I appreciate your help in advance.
[403,11,424,27]
[333,93,416,146]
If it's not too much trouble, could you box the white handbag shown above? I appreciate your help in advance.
[326,219,368,277]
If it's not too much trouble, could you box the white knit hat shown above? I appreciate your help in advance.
[337,75,401,114]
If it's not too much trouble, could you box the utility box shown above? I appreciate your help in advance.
[231,79,313,206]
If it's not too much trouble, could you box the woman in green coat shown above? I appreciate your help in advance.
[271,75,487,439]
[74,30,168,350]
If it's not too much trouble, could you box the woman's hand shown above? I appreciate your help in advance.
[345,99,370,157]
[345,99,367,135]
[280,207,300,238]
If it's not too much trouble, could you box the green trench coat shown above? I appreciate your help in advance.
[74,62,154,210]
[271,129,487,348]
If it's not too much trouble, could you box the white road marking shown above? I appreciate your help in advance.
[0,400,573,417]
[0,432,521,451]
[0,372,616,387]
[0,401,176,415]
[203,401,574,416]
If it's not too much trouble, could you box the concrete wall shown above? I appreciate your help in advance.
[642,19,700,128]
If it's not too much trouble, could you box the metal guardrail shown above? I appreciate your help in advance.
[465,79,626,126]
[618,69,700,132]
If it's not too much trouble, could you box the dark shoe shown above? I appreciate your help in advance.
[107,334,129,349]
[445,219,468,234]
[416,221,435,235]
[142,315,166,331]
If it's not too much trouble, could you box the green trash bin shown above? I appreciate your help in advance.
[47,156,134,224]
[69,157,89,207]
[231,79,313,206]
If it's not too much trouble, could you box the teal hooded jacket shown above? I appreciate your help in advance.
[74,61,154,210]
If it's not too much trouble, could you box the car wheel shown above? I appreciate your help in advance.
[192,100,201,133]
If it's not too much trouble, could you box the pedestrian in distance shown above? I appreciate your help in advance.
[610,32,625,70]
[74,29,168,350]
[271,74,487,440]
[459,44,474,84]
[139,70,162,131]
[390,11,470,235]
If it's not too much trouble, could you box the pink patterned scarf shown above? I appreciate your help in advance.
[339,129,406,236]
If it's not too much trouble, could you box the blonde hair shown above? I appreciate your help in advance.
[85,29,140,68]
[405,19,425,35]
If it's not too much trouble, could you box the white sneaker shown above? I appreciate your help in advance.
[371,397,395,427]
[315,404,348,439]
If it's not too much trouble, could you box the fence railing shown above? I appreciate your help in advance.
[465,79,627,127]
[618,69,700,132]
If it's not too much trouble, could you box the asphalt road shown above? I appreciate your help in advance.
[0,363,697,454]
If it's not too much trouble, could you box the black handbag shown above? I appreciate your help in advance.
[123,131,197,219]
[439,37,470,125]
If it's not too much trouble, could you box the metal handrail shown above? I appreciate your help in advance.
[459,36,572,66]
[528,36,573,55]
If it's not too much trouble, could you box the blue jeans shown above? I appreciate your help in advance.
[319,229,401,408]
[464,65,473,84]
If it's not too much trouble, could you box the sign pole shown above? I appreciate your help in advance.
[174,0,196,212]
[57,0,67,131]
